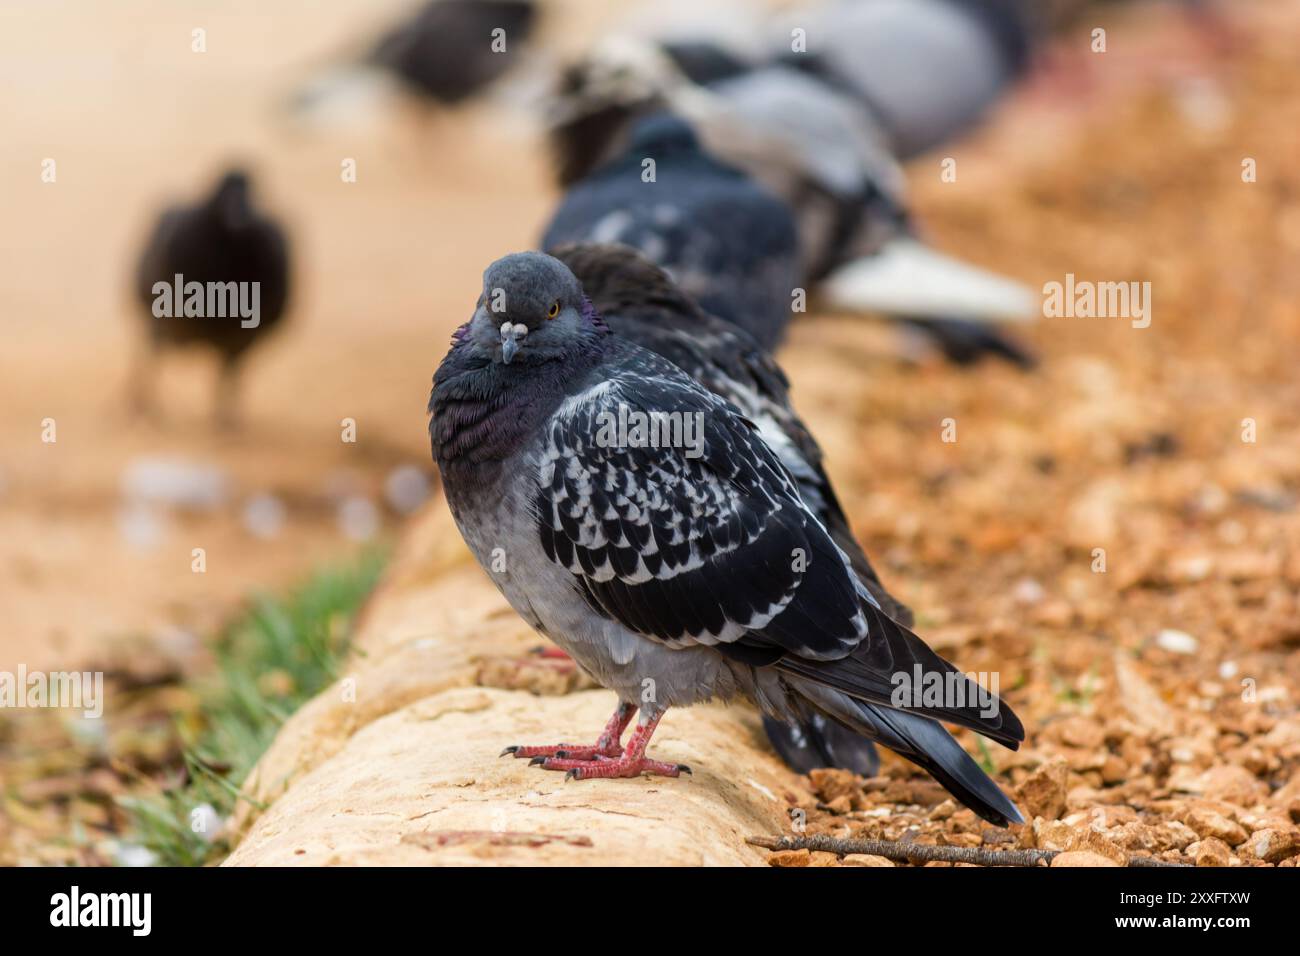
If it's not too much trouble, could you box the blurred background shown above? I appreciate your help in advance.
[2,0,1298,865]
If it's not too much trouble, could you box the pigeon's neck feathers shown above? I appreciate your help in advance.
[429,298,608,470]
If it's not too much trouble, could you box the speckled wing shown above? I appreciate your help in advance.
[533,354,867,661]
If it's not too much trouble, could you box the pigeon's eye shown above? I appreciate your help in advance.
[547,301,560,319]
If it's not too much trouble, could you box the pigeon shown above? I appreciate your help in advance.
[550,242,909,620]
[552,241,913,774]
[428,251,1025,824]
[542,114,800,352]
[777,0,1034,161]
[547,46,1037,366]
[369,0,537,105]
[133,169,290,426]
[291,0,537,123]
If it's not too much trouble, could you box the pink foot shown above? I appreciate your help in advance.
[506,709,689,781]
[534,753,690,780]
[501,701,634,762]
[501,742,619,760]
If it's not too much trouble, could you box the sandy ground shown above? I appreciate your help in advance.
[2,0,1298,865]
[0,0,613,670]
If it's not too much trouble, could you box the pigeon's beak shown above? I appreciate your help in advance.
[499,322,527,365]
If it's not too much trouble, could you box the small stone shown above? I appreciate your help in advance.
[767,849,811,867]
[1033,818,1074,852]
[928,799,957,821]
[1154,821,1198,851]
[1054,716,1104,750]
[841,853,895,867]
[1198,765,1267,805]
[243,493,286,539]
[1185,808,1248,846]
[384,464,431,514]
[1191,837,1232,867]
[1243,828,1300,864]
[1012,578,1045,605]
[338,495,380,541]
[807,768,861,805]
[825,795,853,815]
[1101,755,1128,785]
[1017,758,1070,821]
[1155,629,1198,654]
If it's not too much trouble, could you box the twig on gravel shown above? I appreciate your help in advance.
[747,834,1189,867]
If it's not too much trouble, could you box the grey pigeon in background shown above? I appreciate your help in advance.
[779,0,1033,160]
[428,251,1025,824]
[134,169,290,426]
[547,44,1037,366]
[543,114,800,351]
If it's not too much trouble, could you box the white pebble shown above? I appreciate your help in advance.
[121,457,228,510]
[117,503,166,550]
[338,495,380,541]
[1013,578,1045,605]
[1156,629,1198,655]
[242,494,286,539]
[115,844,158,867]
[384,464,431,515]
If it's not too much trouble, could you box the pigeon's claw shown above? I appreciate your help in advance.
[501,701,637,763]
[536,755,688,780]
[505,742,622,761]
[520,710,688,781]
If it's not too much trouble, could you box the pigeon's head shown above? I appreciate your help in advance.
[547,37,682,186]
[209,168,254,231]
[465,252,604,366]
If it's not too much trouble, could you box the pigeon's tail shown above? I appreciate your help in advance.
[779,599,1024,749]
[761,714,879,777]
[784,675,1022,826]
[819,237,1038,327]
[842,697,1023,827]
[775,594,1024,825]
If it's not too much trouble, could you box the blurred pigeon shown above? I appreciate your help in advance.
[133,169,290,426]
[548,45,1037,366]
[292,0,537,122]
[370,0,536,104]
[553,241,914,774]
[428,251,1024,824]
[778,0,1034,160]
[543,114,800,351]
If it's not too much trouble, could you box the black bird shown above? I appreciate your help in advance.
[291,0,538,122]
[370,0,537,105]
[133,169,290,425]
[428,251,1025,824]
[552,241,915,774]
[542,114,800,352]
